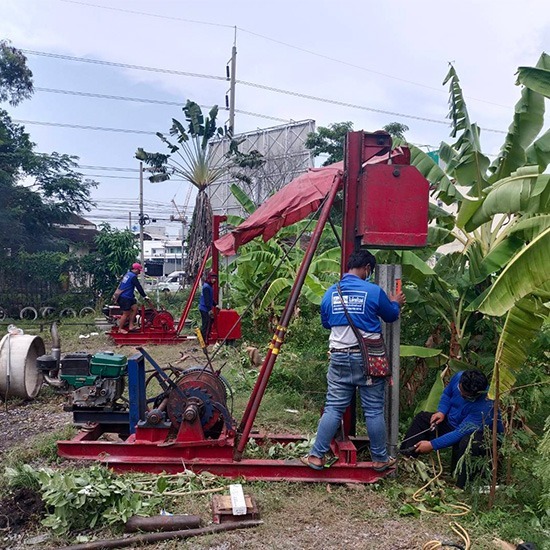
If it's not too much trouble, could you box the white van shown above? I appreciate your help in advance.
[156,271,185,293]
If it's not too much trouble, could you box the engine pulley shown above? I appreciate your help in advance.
[166,367,230,437]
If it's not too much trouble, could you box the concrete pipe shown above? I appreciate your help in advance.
[0,333,46,400]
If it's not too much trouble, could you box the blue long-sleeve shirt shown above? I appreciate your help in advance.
[431,371,503,451]
[320,273,400,333]
[199,281,214,312]
[118,271,146,299]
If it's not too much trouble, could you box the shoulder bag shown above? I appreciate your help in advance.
[336,283,391,378]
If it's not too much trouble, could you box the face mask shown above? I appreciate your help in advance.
[462,395,477,402]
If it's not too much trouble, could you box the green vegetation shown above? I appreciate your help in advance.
[0,42,548,549]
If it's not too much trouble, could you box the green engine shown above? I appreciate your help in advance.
[58,351,127,409]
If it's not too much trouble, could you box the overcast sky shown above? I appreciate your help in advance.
[1,0,549,235]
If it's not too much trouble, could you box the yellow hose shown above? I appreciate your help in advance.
[413,450,472,548]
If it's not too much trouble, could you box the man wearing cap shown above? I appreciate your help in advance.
[113,263,149,334]
[198,271,218,343]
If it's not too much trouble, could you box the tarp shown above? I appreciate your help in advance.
[214,147,411,256]
[214,162,343,256]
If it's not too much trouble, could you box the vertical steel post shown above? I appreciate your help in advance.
[127,352,146,434]
[175,247,211,335]
[375,264,402,457]
[211,215,226,305]
[139,161,145,285]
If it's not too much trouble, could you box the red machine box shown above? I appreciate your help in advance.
[357,164,429,248]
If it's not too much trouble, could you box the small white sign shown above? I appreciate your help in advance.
[229,483,247,516]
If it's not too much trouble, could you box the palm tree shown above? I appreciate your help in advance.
[136,100,232,281]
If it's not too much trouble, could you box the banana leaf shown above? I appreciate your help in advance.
[475,227,550,316]
[414,373,444,414]
[399,250,437,286]
[230,183,257,214]
[400,346,443,358]
[471,236,525,284]
[259,277,292,310]
[466,167,550,231]
[489,295,550,398]
[506,214,550,242]
[526,128,550,172]
[490,52,548,182]
[516,61,550,98]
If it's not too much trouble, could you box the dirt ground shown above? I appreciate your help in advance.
[0,334,499,549]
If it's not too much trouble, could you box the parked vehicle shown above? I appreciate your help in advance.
[152,271,185,293]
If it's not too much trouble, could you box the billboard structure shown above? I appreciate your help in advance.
[208,120,316,217]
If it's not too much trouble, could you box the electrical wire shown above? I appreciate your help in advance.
[58,0,511,109]
[21,49,226,81]
[35,87,291,123]
[22,49,507,134]
[13,118,156,135]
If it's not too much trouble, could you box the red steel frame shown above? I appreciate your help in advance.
[60,131,425,483]
[109,215,231,346]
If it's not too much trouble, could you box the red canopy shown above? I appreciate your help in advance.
[214,163,343,256]
[214,147,411,256]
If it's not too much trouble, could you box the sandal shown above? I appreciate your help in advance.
[118,329,129,334]
[373,456,397,472]
[300,455,325,471]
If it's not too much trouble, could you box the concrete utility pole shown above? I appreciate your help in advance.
[226,27,237,136]
[139,161,145,284]
[375,264,402,458]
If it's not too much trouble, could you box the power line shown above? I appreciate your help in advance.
[57,0,510,109]
[23,49,507,134]
[14,118,156,135]
[35,87,291,123]
[22,49,226,81]
[59,0,234,29]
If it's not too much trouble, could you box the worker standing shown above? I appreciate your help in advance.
[302,250,405,472]
[113,263,148,334]
[198,271,218,344]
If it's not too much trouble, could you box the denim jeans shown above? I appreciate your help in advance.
[311,352,388,462]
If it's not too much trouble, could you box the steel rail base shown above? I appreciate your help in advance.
[57,426,394,484]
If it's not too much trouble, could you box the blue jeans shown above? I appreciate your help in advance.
[311,352,388,462]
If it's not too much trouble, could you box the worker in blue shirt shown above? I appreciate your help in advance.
[113,262,148,334]
[198,271,218,344]
[302,249,405,472]
[401,369,503,488]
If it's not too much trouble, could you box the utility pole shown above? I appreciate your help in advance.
[226,27,237,136]
[139,161,145,284]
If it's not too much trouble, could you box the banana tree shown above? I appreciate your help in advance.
[401,55,550,372]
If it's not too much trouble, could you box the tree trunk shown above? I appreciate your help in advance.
[184,189,213,283]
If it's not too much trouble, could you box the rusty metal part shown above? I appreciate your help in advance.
[166,367,229,434]
[124,514,201,533]
[58,520,263,550]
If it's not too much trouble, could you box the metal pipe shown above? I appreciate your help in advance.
[125,514,201,533]
[176,246,211,335]
[58,520,263,550]
[234,174,342,459]
[50,321,61,362]
[211,215,226,306]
